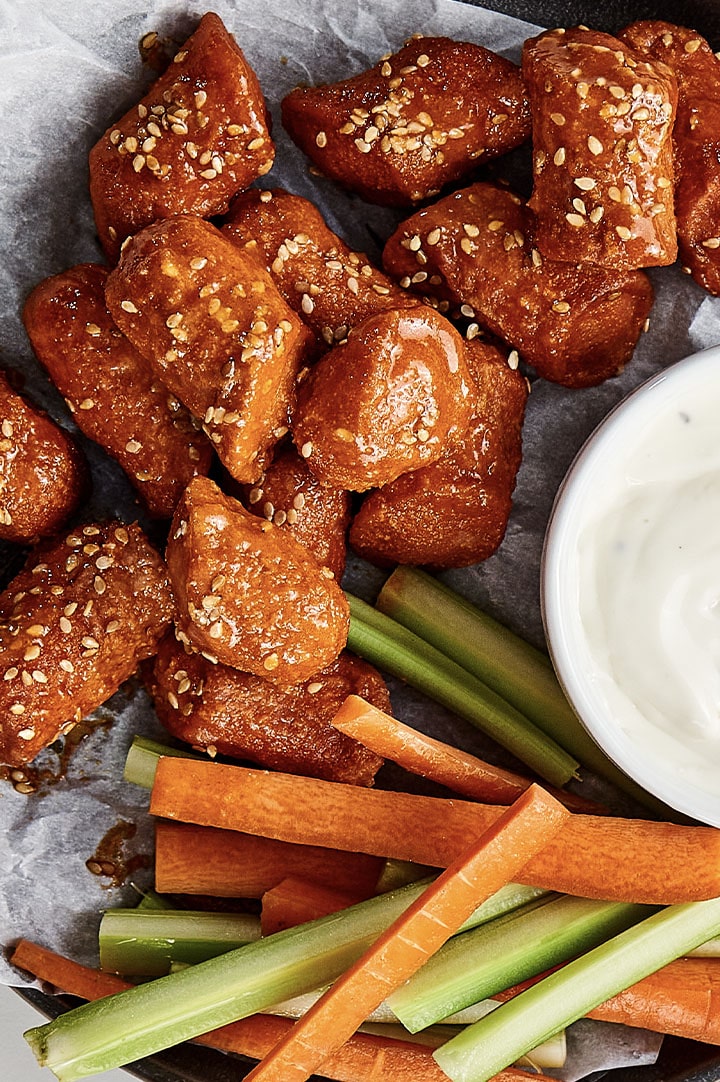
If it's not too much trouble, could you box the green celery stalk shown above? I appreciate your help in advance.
[24,878,431,1082]
[376,567,671,814]
[345,593,579,788]
[123,736,201,789]
[434,897,720,1082]
[387,893,652,1032]
[99,909,262,976]
[135,888,172,911]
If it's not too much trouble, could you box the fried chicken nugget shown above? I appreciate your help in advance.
[292,306,472,491]
[223,188,419,346]
[620,21,720,295]
[167,477,349,687]
[151,636,385,786]
[89,12,274,261]
[23,264,212,519]
[242,445,351,581]
[106,216,313,485]
[349,339,527,568]
[523,26,677,270]
[383,182,654,387]
[0,522,173,767]
[282,35,530,205]
[0,369,87,545]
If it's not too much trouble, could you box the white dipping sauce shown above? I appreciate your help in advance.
[543,348,720,822]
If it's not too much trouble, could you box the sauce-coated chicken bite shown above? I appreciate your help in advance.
[0,522,173,767]
[89,12,274,261]
[106,216,313,485]
[167,477,349,686]
[23,264,212,519]
[620,20,720,295]
[349,339,527,568]
[292,306,472,491]
[151,636,386,786]
[0,369,87,545]
[242,446,351,581]
[223,188,419,346]
[282,35,530,205]
[523,26,677,270]
[383,182,654,387]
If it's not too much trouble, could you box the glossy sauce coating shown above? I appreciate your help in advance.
[222,188,419,346]
[151,636,386,786]
[620,21,720,295]
[0,522,173,767]
[523,26,677,270]
[0,370,87,544]
[383,182,654,387]
[106,216,313,485]
[281,35,530,205]
[292,306,471,491]
[349,339,527,568]
[89,12,274,261]
[242,445,351,581]
[23,264,212,519]
[166,477,349,687]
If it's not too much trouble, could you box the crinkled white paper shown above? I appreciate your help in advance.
[1,0,719,1077]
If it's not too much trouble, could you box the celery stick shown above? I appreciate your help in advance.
[376,567,672,814]
[374,858,430,893]
[387,894,652,1032]
[99,910,262,976]
[359,1020,567,1069]
[24,879,432,1081]
[135,888,172,911]
[346,593,579,787]
[123,736,201,789]
[434,897,720,1082]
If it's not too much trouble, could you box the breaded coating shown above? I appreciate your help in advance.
[0,522,173,767]
[523,26,677,270]
[383,182,654,387]
[0,370,87,545]
[23,264,212,519]
[223,188,419,346]
[242,445,351,581]
[106,216,313,485]
[89,12,274,260]
[282,35,530,205]
[620,20,720,295]
[292,306,471,491]
[349,339,527,568]
[151,636,386,786]
[167,477,349,687]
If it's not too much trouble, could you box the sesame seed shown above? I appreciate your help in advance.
[616,225,633,241]
[426,228,441,246]
[120,300,138,313]
[566,213,586,227]
[263,652,280,671]
[315,131,328,148]
[552,300,571,313]
[685,38,702,53]
[460,237,473,255]
[32,670,47,684]
[550,113,566,126]
[125,439,142,454]
[301,293,314,315]
[589,206,604,223]
[248,137,265,151]
[507,350,520,369]
[23,645,40,661]
[200,168,218,180]
[608,187,622,202]
[633,107,650,121]
[10,704,26,715]
[572,198,587,215]
[463,223,480,238]
[587,136,603,155]
[27,624,45,637]
[488,219,504,232]
[59,660,74,673]
[702,237,720,248]
[553,147,566,166]
[574,176,596,190]
[300,441,313,458]
[18,729,36,740]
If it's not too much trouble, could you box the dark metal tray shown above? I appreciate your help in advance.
[10,0,720,1079]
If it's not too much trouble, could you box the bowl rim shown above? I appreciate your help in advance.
[541,343,720,826]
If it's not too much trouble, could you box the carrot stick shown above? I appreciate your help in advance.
[331,695,606,813]
[149,759,720,904]
[10,939,550,1082]
[261,877,365,936]
[243,785,569,1082]
[154,820,384,899]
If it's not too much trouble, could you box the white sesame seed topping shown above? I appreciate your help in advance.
[587,136,604,155]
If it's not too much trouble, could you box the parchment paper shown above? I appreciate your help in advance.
[1,0,718,1075]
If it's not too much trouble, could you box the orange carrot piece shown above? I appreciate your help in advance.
[331,695,606,813]
[154,820,384,899]
[10,939,550,1082]
[261,876,365,936]
[149,758,720,904]
[243,785,569,1082]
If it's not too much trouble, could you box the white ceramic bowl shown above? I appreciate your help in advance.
[542,345,720,825]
